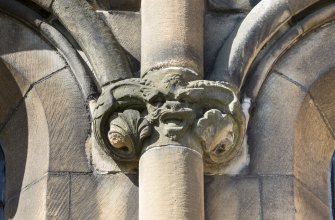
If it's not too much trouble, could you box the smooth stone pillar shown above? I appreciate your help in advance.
[139,146,204,220]
[141,0,204,77]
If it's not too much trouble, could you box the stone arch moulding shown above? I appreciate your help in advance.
[220,0,335,218]
[0,1,96,218]
[211,0,330,90]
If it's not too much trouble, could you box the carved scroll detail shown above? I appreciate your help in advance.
[93,71,246,173]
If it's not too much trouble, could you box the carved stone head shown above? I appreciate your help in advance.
[93,69,245,174]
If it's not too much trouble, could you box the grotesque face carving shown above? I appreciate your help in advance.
[93,73,246,174]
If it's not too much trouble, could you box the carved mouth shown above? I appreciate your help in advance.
[161,113,185,129]
[159,110,193,131]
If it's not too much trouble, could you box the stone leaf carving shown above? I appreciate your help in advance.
[107,109,151,161]
[196,109,236,164]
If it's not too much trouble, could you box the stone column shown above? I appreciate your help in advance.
[139,1,205,219]
[92,0,246,219]
[141,0,204,78]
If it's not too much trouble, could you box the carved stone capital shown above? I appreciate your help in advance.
[93,68,246,174]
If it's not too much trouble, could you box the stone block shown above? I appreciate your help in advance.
[205,176,261,220]
[0,13,67,84]
[0,89,49,200]
[0,60,29,127]
[70,173,138,220]
[46,174,70,219]
[294,179,329,220]
[274,22,335,89]
[5,176,47,219]
[294,96,335,204]
[310,70,335,133]
[34,68,91,172]
[261,176,295,220]
[248,73,306,175]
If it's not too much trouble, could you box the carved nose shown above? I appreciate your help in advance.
[165,101,181,111]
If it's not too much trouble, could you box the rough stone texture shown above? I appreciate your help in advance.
[294,95,335,205]
[294,179,330,220]
[141,0,204,76]
[46,174,70,219]
[310,69,335,133]
[288,0,319,14]
[208,0,259,12]
[139,147,204,220]
[90,135,138,174]
[227,0,292,86]
[100,11,141,75]
[0,13,67,84]
[94,0,141,11]
[0,89,49,200]
[101,11,244,78]
[248,73,306,175]
[71,173,138,220]
[34,68,91,172]
[52,0,132,85]
[204,13,245,77]
[261,176,295,220]
[0,60,29,127]
[274,22,335,89]
[205,176,261,220]
[5,176,47,220]
[101,11,140,60]
[31,0,54,10]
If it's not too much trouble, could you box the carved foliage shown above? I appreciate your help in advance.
[93,76,245,168]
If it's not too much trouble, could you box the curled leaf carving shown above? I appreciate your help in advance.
[107,109,151,161]
[196,109,239,164]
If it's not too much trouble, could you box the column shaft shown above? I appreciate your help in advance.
[139,146,204,220]
[141,0,204,78]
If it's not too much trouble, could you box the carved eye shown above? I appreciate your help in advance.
[150,95,165,108]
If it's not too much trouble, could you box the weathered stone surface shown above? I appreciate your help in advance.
[205,176,261,220]
[101,11,140,60]
[5,176,47,219]
[0,60,29,127]
[261,176,295,220]
[141,0,204,76]
[93,76,246,175]
[31,0,53,10]
[248,73,306,175]
[274,22,335,89]
[208,0,258,12]
[0,13,67,84]
[294,179,329,220]
[204,13,245,77]
[100,11,141,75]
[288,0,319,14]
[101,11,245,77]
[52,0,132,85]
[70,173,138,220]
[46,174,70,219]
[310,69,335,133]
[294,96,335,204]
[34,68,90,172]
[94,0,141,11]
[139,146,204,220]
[0,89,49,200]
